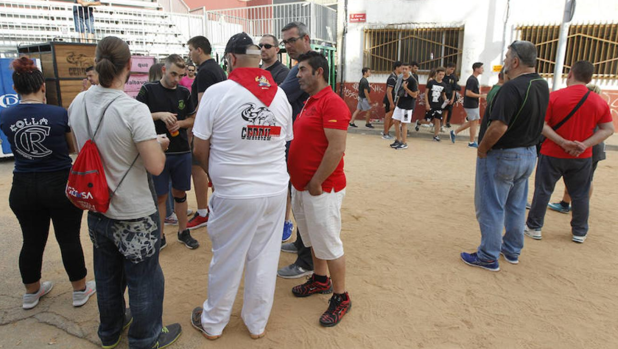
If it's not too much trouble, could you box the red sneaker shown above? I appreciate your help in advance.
[320,292,351,327]
[187,212,208,230]
[292,275,333,297]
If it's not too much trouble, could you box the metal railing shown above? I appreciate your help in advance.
[0,0,205,56]
[205,2,337,47]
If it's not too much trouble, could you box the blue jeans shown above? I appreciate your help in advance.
[88,211,164,349]
[475,146,536,261]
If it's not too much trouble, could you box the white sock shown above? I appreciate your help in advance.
[197,209,208,217]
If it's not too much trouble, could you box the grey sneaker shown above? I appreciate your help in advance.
[277,263,313,279]
[152,323,182,348]
[281,242,298,254]
[524,225,542,240]
[572,235,587,243]
[23,281,53,309]
[73,280,96,307]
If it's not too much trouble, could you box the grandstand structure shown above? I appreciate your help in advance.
[0,0,337,58]
[0,0,204,57]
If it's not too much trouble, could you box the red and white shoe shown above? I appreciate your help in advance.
[187,212,208,230]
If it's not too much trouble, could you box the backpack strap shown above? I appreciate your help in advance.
[109,154,139,201]
[85,96,121,142]
[552,90,591,131]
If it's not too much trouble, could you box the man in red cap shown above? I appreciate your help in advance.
[190,32,293,340]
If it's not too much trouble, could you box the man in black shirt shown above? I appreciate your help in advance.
[186,36,227,230]
[460,40,549,271]
[382,61,403,139]
[450,62,487,147]
[443,62,459,128]
[416,67,447,141]
[350,67,374,128]
[259,34,290,85]
[390,63,418,149]
[137,54,199,250]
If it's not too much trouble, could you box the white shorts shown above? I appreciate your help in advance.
[392,107,414,124]
[464,107,480,121]
[291,187,345,260]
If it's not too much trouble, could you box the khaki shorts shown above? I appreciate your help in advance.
[291,187,345,260]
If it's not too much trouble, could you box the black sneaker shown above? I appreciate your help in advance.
[152,323,182,349]
[365,123,374,129]
[389,140,401,148]
[101,308,133,349]
[177,230,199,249]
[349,122,358,128]
[160,235,167,250]
[415,120,420,132]
[396,143,408,150]
[446,123,451,128]
[319,293,352,327]
[292,274,333,297]
[433,136,441,142]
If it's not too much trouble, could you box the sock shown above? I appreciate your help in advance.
[559,200,570,208]
[197,209,208,217]
[334,292,349,300]
[313,274,328,283]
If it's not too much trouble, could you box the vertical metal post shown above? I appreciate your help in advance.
[552,0,576,91]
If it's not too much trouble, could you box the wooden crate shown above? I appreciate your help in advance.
[18,42,96,108]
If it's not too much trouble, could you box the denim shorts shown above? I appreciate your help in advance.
[152,152,192,196]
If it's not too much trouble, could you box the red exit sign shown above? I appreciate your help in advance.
[349,13,366,23]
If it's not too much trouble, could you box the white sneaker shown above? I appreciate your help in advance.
[23,281,53,309]
[73,280,96,307]
[524,225,542,240]
[572,235,587,243]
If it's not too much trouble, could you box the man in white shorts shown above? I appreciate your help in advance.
[288,51,352,327]
[190,33,293,340]
[450,62,486,147]
[390,63,418,150]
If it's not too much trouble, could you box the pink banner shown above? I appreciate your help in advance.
[124,74,149,93]
[130,56,155,73]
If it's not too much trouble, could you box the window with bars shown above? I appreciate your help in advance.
[363,26,464,74]
[517,23,618,78]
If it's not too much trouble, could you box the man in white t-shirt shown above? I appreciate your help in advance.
[190,33,293,340]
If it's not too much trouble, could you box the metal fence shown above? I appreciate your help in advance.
[517,23,618,79]
[205,2,337,47]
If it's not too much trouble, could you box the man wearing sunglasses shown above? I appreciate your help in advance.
[179,63,196,92]
[260,35,290,85]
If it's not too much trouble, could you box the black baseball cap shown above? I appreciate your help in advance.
[225,32,259,55]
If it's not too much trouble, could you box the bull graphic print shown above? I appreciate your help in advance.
[239,103,282,140]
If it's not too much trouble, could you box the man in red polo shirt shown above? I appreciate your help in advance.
[525,60,614,243]
[287,51,351,327]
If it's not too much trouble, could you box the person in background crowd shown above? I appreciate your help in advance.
[349,67,375,129]
[450,62,487,148]
[149,63,163,82]
[417,67,447,142]
[179,63,196,92]
[389,63,418,150]
[82,65,99,91]
[69,36,181,349]
[381,61,403,140]
[443,62,459,128]
[260,34,290,85]
[186,35,227,231]
[0,57,96,310]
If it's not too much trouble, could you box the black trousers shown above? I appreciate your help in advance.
[293,232,314,270]
[9,170,86,284]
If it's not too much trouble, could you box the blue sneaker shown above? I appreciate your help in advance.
[449,130,456,143]
[548,202,571,214]
[500,251,519,264]
[468,142,479,148]
[460,252,500,271]
[282,220,293,242]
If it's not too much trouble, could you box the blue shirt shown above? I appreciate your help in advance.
[0,104,73,173]
[279,64,309,122]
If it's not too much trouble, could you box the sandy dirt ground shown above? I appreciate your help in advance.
[0,131,617,349]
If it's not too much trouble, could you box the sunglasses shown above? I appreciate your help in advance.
[281,36,302,45]
[259,43,275,49]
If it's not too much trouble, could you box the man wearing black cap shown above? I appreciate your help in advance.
[190,33,293,340]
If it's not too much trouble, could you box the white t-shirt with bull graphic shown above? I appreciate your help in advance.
[193,72,293,199]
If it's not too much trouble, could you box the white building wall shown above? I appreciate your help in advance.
[341,0,618,89]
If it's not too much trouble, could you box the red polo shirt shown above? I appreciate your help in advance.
[288,86,351,192]
[541,85,612,159]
